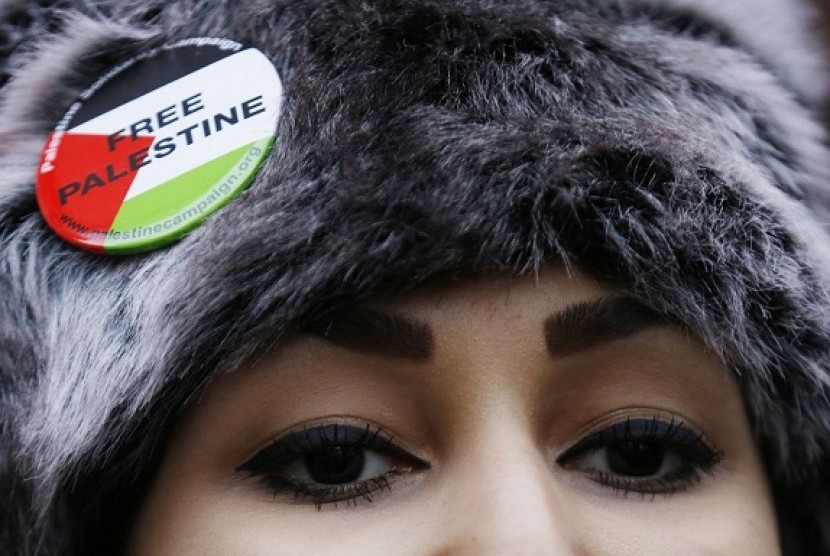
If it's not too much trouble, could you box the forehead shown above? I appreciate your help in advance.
[367,266,609,322]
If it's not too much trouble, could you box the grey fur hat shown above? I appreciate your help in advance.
[1,0,829,554]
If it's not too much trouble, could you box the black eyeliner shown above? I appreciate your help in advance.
[555,416,724,498]
[237,423,428,476]
[556,417,721,466]
[236,422,430,509]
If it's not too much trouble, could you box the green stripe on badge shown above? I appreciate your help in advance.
[104,137,272,253]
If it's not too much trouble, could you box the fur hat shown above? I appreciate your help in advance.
[1,0,828,553]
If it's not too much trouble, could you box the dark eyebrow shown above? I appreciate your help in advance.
[545,297,670,357]
[299,306,433,361]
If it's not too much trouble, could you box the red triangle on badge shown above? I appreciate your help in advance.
[36,132,155,251]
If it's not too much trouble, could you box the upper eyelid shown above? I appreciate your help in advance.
[236,422,430,477]
[554,408,715,448]
[554,417,722,464]
[236,416,408,463]
[237,423,382,470]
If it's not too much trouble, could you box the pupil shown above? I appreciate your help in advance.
[306,446,365,484]
[607,441,665,477]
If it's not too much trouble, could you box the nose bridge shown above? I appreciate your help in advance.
[431,421,579,556]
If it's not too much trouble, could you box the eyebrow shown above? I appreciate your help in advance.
[299,296,669,363]
[299,306,434,361]
[544,297,670,357]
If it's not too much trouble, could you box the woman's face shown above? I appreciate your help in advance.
[128,268,779,555]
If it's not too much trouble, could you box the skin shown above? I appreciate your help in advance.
[128,268,780,555]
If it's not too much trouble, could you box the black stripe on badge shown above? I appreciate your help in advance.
[70,43,243,128]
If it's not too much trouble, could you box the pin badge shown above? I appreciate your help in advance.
[36,37,282,254]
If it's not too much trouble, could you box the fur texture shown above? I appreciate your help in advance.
[0,0,828,553]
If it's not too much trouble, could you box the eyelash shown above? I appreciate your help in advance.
[236,423,430,509]
[555,416,724,499]
[237,415,722,509]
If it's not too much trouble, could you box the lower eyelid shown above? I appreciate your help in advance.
[591,472,705,499]
[262,467,418,509]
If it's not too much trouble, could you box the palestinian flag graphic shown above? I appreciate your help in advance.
[35,38,282,254]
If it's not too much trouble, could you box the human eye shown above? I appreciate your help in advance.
[236,422,431,509]
[555,415,724,498]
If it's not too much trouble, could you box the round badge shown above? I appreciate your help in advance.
[35,37,282,254]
